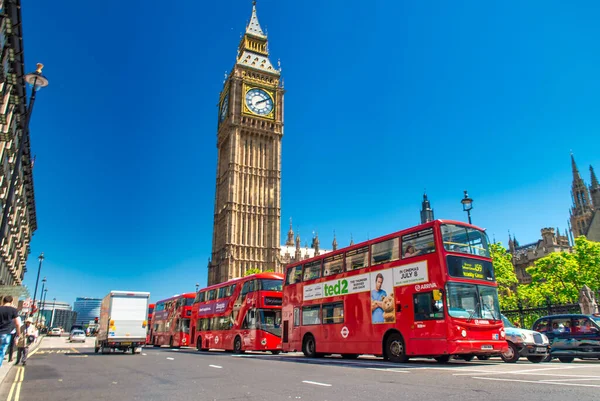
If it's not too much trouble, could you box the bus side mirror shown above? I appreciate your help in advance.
[432,290,442,301]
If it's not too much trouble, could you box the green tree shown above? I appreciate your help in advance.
[524,236,600,306]
[490,243,519,309]
[244,268,274,276]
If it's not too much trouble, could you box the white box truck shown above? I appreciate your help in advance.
[95,291,150,354]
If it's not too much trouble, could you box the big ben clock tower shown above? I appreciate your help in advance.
[208,1,284,285]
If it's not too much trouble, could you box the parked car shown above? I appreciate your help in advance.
[47,328,62,337]
[69,330,86,343]
[501,314,550,363]
[532,314,600,363]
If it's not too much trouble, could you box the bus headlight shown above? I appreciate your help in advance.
[461,330,467,338]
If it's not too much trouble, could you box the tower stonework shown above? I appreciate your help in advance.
[208,3,284,285]
[569,154,594,238]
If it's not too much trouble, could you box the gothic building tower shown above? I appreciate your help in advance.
[569,154,594,237]
[208,2,284,285]
[420,192,434,224]
[590,166,600,211]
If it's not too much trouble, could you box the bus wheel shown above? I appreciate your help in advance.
[341,354,359,359]
[460,355,475,362]
[385,333,408,363]
[196,337,202,351]
[477,355,490,360]
[434,355,451,363]
[302,334,317,358]
[271,350,281,355]
[233,336,244,354]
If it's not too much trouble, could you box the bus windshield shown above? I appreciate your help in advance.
[441,224,490,258]
[185,298,194,306]
[179,318,191,334]
[258,309,282,337]
[447,283,501,321]
[260,279,283,292]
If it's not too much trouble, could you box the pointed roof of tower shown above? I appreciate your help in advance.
[572,152,582,180]
[246,1,266,38]
[332,231,338,251]
[591,165,600,189]
[235,1,279,75]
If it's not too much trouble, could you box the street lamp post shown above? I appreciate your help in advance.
[35,276,47,326]
[195,283,199,292]
[30,252,44,316]
[41,288,48,327]
[461,190,474,224]
[50,297,56,328]
[0,64,49,248]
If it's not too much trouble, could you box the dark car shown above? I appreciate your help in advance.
[532,314,600,363]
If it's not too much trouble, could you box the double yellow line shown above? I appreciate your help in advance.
[6,366,24,401]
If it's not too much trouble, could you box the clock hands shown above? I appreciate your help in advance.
[256,97,271,105]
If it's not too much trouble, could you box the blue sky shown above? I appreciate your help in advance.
[20,0,600,305]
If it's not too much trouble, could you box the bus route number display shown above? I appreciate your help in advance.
[446,255,494,282]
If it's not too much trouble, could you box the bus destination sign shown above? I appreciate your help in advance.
[446,255,494,282]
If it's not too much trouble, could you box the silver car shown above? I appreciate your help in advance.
[69,330,86,343]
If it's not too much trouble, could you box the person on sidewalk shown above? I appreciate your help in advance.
[16,318,36,366]
[0,296,22,367]
[7,327,16,362]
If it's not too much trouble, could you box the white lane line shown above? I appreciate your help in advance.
[171,349,180,352]
[473,377,600,388]
[209,365,223,369]
[366,368,409,373]
[142,353,147,356]
[540,378,600,382]
[302,380,332,387]
[453,365,585,376]
[166,357,175,360]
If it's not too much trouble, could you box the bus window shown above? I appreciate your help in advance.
[207,289,216,301]
[178,318,191,334]
[303,261,322,281]
[293,308,300,327]
[195,292,206,303]
[345,246,369,270]
[302,305,321,325]
[413,292,444,321]
[371,238,399,265]
[323,302,344,324]
[241,280,256,296]
[402,228,435,259]
[441,224,490,257]
[323,254,344,277]
[217,286,228,299]
[259,279,283,291]
[286,265,302,285]
[226,284,236,297]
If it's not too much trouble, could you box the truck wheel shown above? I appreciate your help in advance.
[501,342,520,363]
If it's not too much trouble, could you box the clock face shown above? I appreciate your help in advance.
[245,88,274,116]
[219,93,229,122]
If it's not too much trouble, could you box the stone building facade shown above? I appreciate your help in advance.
[0,1,37,286]
[208,3,284,285]
[569,154,600,242]
[509,228,571,284]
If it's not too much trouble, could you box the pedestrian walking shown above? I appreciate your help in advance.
[16,318,36,366]
[0,296,22,367]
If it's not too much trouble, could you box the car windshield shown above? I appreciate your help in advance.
[441,224,490,258]
[257,309,282,337]
[592,316,600,325]
[72,331,85,335]
[501,314,515,328]
[446,283,501,320]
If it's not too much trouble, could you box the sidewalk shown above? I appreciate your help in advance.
[0,336,44,385]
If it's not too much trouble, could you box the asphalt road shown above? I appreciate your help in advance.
[2,336,600,401]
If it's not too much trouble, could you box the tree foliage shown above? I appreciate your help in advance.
[244,268,274,276]
[490,243,519,309]
[495,236,600,309]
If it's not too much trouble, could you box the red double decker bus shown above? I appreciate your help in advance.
[191,272,283,354]
[148,293,195,348]
[146,303,155,343]
[282,220,508,363]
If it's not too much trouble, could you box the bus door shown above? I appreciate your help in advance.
[241,308,258,347]
[410,289,446,353]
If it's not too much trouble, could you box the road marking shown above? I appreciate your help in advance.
[302,380,332,387]
[70,348,80,354]
[366,368,409,373]
[171,349,180,352]
[540,378,600,382]
[7,366,24,401]
[209,365,223,369]
[166,357,175,360]
[67,355,88,358]
[472,376,600,388]
[142,353,147,356]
